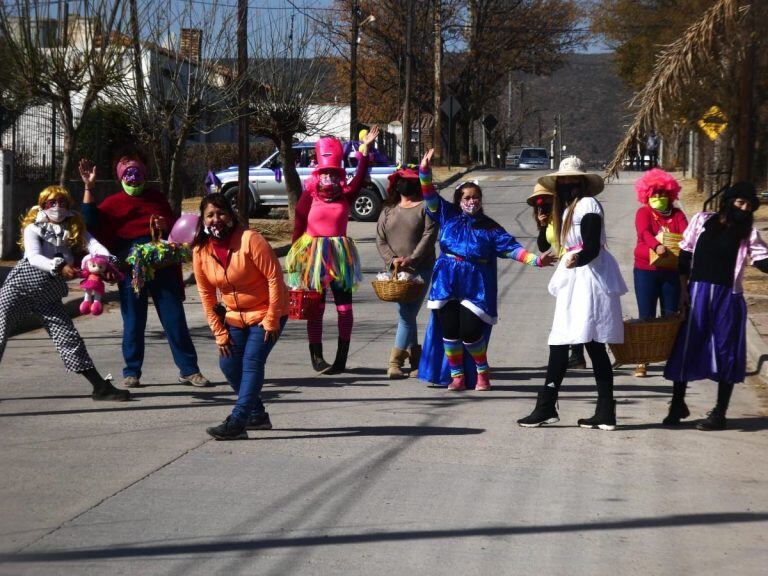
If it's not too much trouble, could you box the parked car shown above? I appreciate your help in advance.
[213,142,396,222]
[517,147,550,170]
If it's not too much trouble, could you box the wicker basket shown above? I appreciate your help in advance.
[288,289,324,320]
[609,315,684,365]
[372,264,425,303]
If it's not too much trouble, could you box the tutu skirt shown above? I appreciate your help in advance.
[286,234,362,292]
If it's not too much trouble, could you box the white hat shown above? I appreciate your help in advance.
[537,156,605,196]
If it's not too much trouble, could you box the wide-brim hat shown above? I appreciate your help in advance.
[537,156,604,196]
[526,182,554,206]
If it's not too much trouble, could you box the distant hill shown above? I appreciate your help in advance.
[515,52,635,167]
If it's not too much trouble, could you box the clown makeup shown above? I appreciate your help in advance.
[121,165,146,196]
[203,204,235,239]
[460,188,482,215]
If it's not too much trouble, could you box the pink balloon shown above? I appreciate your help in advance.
[168,213,199,244]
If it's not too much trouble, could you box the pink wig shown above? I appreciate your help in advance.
[635,168,681,204]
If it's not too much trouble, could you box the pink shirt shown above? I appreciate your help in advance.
[633,205,688,270]
[681,211,768,293]
[292,152,369,242]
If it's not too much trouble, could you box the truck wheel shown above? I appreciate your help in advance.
[351,187,382,222]
[224,185,253,218]
[253,206,272,217]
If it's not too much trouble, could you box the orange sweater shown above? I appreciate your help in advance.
[193,227,289,345]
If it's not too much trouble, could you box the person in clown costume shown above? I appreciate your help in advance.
[417,149,555,391]
[286,126,380,374]
[0,186,130,401]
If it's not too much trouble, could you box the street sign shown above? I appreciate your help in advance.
[441,95,461,119]
[482,114,498,132]
[698,105,728,141]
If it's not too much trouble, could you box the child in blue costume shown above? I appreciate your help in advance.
[417,149,555,391]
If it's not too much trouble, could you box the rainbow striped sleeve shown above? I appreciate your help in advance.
[496,229,542,267]
[419,167,440,215]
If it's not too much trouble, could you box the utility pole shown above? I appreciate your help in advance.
[237,0,249,223]
[402,0,414,164]
[735,7,755,182]
[433,0,442,164]
[350,0,360,142]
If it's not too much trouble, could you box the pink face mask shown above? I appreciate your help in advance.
[460,198,481,215]
[318,172,343,201]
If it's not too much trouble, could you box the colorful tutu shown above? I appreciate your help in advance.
[285,234,362,292]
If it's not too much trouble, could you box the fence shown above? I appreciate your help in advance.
[1,103,63,182]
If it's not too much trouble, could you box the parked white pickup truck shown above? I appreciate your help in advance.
[213,141,397,222]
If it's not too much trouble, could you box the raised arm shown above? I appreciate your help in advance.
[344,125,379,198]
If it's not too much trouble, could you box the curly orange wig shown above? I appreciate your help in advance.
[18,185,88,252]
[635,169,681,204]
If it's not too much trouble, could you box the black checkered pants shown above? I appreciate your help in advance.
[0,259,94,372]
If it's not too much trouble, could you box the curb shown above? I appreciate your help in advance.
[746,316,768,382]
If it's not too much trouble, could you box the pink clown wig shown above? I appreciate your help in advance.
[635,168,681,204]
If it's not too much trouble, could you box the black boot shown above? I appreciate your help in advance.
[517,389,560,427]
[696,407,727,431]
[82,369,130,402]
[309,343,331,373]
[247,412,273,430]
[662,380,689,425]
[324,340,350,375]
[578,398,617,430]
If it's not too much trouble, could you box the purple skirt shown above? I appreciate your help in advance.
[664,281,747,384]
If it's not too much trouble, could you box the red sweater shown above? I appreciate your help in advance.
[634,205,688,270]
[86,187,176,253]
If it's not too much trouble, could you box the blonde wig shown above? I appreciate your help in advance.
[18,185,88,252]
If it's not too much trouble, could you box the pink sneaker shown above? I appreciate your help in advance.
[475,373,491,391]
[79,300,91,314]
[448,375,466,391]
[91,301,103,315]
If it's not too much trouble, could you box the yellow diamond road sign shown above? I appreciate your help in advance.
[698,106,727,141]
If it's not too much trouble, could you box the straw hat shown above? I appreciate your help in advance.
[537,156,605,196]
[526,182,554,206]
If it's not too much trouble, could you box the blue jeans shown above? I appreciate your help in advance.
[633,268,680,320]
[394,266,433,350]
[118,265,199,378]
[219,316,287,424]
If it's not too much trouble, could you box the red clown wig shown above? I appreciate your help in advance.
[635,168,681,204]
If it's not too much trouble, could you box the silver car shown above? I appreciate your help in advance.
[517,147,551,170]
[214,142,396,222]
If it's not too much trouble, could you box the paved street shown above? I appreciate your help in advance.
[1,170,766,575]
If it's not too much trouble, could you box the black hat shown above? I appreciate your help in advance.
[722,181,760,211]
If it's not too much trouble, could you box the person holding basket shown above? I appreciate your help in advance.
[663,182,768,430]
[79,150,209,389]
[418,149,555,391]
[286,126,380,375]
[631,169,688,378]
[376,166,437,378]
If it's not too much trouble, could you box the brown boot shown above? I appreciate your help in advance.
[408,344,422,377]
[387,348,409,379]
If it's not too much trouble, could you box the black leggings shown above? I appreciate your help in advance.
[438,301,486,343]
[544,341,614,399]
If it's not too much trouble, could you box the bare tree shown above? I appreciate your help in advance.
[109,0,244,213]
[0,0,128,184]
[248,15,335,217]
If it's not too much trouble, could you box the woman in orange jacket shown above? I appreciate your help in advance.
[192,194,289,440]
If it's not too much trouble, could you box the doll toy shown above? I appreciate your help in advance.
[79,254,123,315]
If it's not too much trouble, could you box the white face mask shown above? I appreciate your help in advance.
[44,207,70,223]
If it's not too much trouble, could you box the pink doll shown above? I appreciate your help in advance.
[79,254,123,315]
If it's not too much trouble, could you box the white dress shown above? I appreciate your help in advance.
[547,197,627,345]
